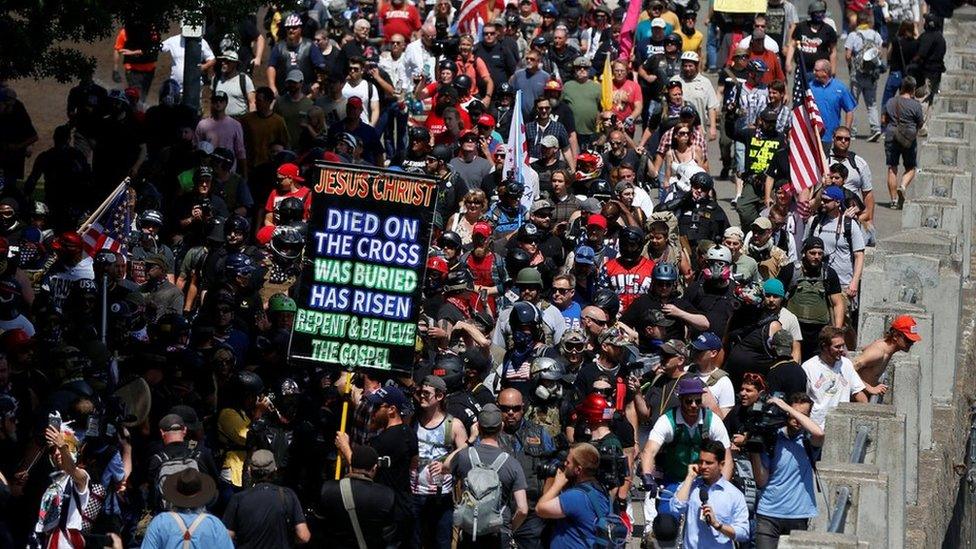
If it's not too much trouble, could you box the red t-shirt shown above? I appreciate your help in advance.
[265,186,312,219]
[603,257,656,313]
[425,107,472,144]
[379,3,422,41]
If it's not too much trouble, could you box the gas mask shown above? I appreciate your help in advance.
[702,260,732,282]
[535,380,564,401]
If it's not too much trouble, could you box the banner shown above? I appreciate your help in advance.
[288,162,439,372]
[713,0,767,12]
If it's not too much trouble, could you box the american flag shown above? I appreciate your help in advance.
[788,63,826,194]
[80,180,131,256]
[451,0,489,39]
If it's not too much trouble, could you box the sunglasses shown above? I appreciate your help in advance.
[499,404,522,413]
[834,136,851,142]
[553,287,573,294]
[564,342,586,352]
[585,316,609,326]
[681,397,702,405]
[484,31,497,35]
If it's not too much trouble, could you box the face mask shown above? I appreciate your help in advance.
[535,381,563,401]
[513,330,535,351]
[702,261,732,282]
[682,24,695,34]
[810,12,825,23]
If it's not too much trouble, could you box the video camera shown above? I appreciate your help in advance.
[739,392,789,454]
[537,446,630,493]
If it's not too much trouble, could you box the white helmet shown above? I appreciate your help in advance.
[706,245,732,264]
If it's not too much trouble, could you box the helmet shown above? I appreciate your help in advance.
[531,36,548,49]
[443,268,474,293]
[427,255,449,276]
[575,393,613,424]
[270,225,305,260]
[138,209,164,228]
[808,0,827,13]
[705,245,733,264]
[268,293,298,313]
[664,33,683,48]
[437,58,457,74]
[225,214,251,236]
[452,74,473,96]
[618,226,645,246]
[430,144,454,164]
[652,262,679,282]
[279,378,301,396]
[509,301,543,330]
[152,313,191,342]
[408,126,431,143]
[225,252,256,278]
[506,248,532,276]
[438,231,463,249]
[689,171,714,191]
[592,288,620,320]
[747,59,768,73]
[494,82,515,98]
[514,267,544,288]
[590,179,613,200]
[275,197,305,225]
[33,202,49,217]
[432,354,465,392]
[232,370,264,396]
[530,356,566,381]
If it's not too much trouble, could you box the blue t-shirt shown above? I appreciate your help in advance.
[142,511,235,549]
[757,428,818,519]
[552,483,611,549]
[510,68,551,117]
[810,78,857,143]
[560,301,583,331]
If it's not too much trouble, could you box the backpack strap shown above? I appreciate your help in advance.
[468,446,483,468]
[239,72,248,99]
[488,451,509,472]
[442,415,454,448]
[339,478,368,549]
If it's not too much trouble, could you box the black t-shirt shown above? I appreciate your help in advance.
[764,147,790,183]
[765,359,809,397]
[791,21,837,71]
[620,293,700,346]
[222,483,306,549]
[643,374,687,427]
[684,280,738,338]
[369,423,419,509]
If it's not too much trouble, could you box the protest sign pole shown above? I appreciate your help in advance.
[335,371,353,480]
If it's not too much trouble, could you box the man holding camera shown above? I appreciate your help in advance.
[670,440,750,548]
[749,393,823,547]
[536,443,616,548]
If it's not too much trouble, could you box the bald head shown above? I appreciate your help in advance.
[498,388,523,407]
[499,388,524,431]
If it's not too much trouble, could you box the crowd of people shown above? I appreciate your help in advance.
[0,0,953,546]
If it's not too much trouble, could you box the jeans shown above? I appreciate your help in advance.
[851,72,881,133]
[411,493,455,549]
[512,512,547,549]
[126,70,155,98]
[707,23,722,70]
[378,101,409,163]
[882,70,903,109]
[755,515,810,548]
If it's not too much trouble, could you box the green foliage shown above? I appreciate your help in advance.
[0,0,265,82]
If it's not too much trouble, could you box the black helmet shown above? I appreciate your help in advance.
[592,288,620,320]
[138,209,164,229]
[430,144,454,164]
[531,36,547,48]
[506,248,532,276]
[495,82,515,98]
[275,196,305,225]
[689,172,714,191]
[225,214,250,236]
[443,268,474,293]
[408,126,431,143]
[509,301,543,330]
[432,354,464,392]
[452,74,473,96]
[437,59,457,74]
[619,227,645,259]
[664,33,683,48]
[438,231,463,249]
[590,179,612,200]
[232,370,264,396]
[270,225,305,260]
[152,313,191,342]
[225,252,256,278]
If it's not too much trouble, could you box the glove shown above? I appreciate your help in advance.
[641,473,658,496]
[112,70,122,84]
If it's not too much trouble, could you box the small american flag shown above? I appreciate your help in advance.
[451,0,488,39]
[789,63,826,194]
[81,181,131,256]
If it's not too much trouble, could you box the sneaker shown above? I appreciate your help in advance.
[731,195,740,207]
[897,187,906,209]
[867,131,883,142]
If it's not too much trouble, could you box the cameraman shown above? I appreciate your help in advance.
[670,440,750,548]
[536,443,615,548]
[750,393,824,548]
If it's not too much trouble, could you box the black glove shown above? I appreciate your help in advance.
[640,473,658,497]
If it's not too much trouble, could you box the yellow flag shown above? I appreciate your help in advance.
[601,56,613,112]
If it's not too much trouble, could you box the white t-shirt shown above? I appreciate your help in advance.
[161,35,216,88]
[0,315,35,336]
[341,80,379,123]
[690,368,736,410]
[648,409,732,448]
[215,73,256,117]
[801,355,866,427]
[777,308,803,342]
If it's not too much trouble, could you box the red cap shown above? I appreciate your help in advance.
[427,256,449,275]
[477,113,496,128]
[891,315,921,342]
[472,221,492,238]
[544,78,563,92]
[52,232,83,251]
[0,236,8,255]
[347,96,364,108]
[322,151,343,162]
[277,163,305,182]
[586,214,608,229]
[256,225,276,246]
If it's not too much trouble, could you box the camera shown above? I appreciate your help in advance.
[536,449,569,478]
[739,393,789,454]
[377,455,392,468]
[596,446,630,491]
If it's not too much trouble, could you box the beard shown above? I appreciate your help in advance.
[368,411,390,431]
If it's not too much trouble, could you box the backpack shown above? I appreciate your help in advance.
[808,213,855,273]
[786,266,832,325]
[854,30,882,75]
[156,442,201,508]
[454,447,509,539]
[576,482,628,549]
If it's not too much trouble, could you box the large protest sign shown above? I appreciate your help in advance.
[289,162,439,372]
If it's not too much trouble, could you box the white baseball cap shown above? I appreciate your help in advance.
[681,51,700,63]
[651,18,666,28]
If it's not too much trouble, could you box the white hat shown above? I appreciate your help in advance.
[651,18,666,28]
[219,50,239,62]
[681,51,700,63]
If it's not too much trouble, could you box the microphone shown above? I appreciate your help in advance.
[699,486,709,522]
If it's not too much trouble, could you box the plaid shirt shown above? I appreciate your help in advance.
[657,126,709,161]
[351,387,378,445]
[526,119,570,159]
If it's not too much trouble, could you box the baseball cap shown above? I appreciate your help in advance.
[691,332,723,351]
[277,163,305,182]
[891,315,922,342]
[659,339,688,357]
[770,330,794,357]
[219,50,239,62]
[724,226,745,240]
[250,449,277,472]
[285,69,304,83]
[364,385,410,414]
[733,46,749,58]
[651,17,666,28]
[211,90,229,101]
[477,113,496,127]
[763,278,786,297]
[347,96,364,109]
[574,56,592,68]
[422,374,448,393]
[587,214,608,230]
[643,308,676,327]
[677,377,705,396]
[803,236,825,251]
[168,405,202,431]
[531,199,554,214]
[540,135,560,149]
[144,254,170,271]
[598,327,630,347]
[752,217,773,231]
[350,445,379,470]
[681,51,700,63]
[472,221,492,239]
[478,403,503,429]
[574,245,596,265]
[544,79,563,92]
[823,186,845,202]
[284,13,303,27]
[159,414,186,431]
